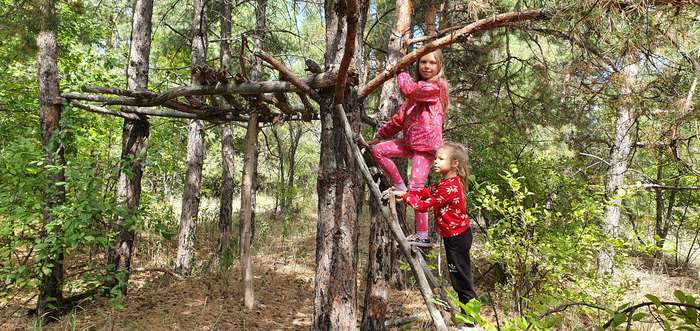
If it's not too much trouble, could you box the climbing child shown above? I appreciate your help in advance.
[368,49,450,245]
[395,142,477,328]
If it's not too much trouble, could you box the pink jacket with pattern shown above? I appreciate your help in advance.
[376,71,449,152]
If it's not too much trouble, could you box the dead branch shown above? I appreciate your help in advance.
[62,71,337,108]
[334,0,359,104]
[68,100,141,119]
[625,183,700,191]
[254,51,321,101]
[358,8,550,97]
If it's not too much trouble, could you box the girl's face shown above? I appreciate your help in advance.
[433,147,458,176]
[418,52,440,80]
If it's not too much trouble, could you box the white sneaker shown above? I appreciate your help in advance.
[459,326,482,331]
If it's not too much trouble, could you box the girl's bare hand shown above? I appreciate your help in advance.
[367,138,380,145]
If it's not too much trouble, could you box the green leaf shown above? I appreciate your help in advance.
[645,294,662,306]
[632,312,646,321]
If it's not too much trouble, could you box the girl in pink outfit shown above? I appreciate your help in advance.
[368,50,450,243]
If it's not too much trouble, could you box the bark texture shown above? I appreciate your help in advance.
[36,0,66,317]
[314,0,369,328]
[240,0,267,309]
[600,62,638,274]
[217,0,235,261]
[176,0,208,276]
[107,0,154,295]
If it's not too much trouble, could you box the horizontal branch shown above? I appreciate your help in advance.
[69,100,198,119]
[358,8,550,97]
[625,183,700,191]
[68,100,140,120]
[62,71,337,108]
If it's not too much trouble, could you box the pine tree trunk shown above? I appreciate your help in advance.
[599,62,638,274]
[240,111,259,309]
[240,0,267,309]
[217,0,235,262]
[107,0,153,295]
[361,0,411,327]
[176,0,208,276]
[285,122,303,209]
[219,122,235,259]
[313,0,368,328]
[36,0,65,318]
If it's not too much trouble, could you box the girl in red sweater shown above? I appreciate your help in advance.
[395,142,476,319]
[368,50,450,244]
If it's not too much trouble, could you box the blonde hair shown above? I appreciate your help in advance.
[414,49,450,112]
[441,141,470,191]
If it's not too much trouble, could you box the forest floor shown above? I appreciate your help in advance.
[2,197,699,330]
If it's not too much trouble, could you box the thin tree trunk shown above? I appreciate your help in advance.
[425,0,437,35]
[240,112,258,309]
[219,121,235,260]
[176,0,208,276]
[362,0,412,328]
[599,62,638,275]
[240,0,267,310]
[271,126,285,213]
[36,0,65,318]
[217,0,235,262]
[107,0,153,295]
[314,0,369,328]
[285,122,303,209]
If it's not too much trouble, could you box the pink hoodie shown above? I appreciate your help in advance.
[376,71,449,152]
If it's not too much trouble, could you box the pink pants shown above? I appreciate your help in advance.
[371,139,435,234]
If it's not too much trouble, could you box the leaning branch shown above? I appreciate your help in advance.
[358,8,549,97]
[255,51,321,102]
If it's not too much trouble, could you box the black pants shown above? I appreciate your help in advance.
[444,228,476,307]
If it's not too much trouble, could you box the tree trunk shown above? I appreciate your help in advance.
[107,0,153,295]
[219,122,235,259]
[361,0,411,328]
[240,0,267,310]
[314,0,369,328]
[36,0,66,318]
[285,122,303,209]
[270,126,285,213]
[599,62,638,275]
[176,0,208,276]
[361,193,392,330]
[217,0,235,262]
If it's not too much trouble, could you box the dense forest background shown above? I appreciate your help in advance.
[1,0,700,329]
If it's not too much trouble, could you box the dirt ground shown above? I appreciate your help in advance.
[0,221,435,331]
[1,208,698,330]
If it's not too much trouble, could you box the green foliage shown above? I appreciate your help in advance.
[473,166,610,313]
